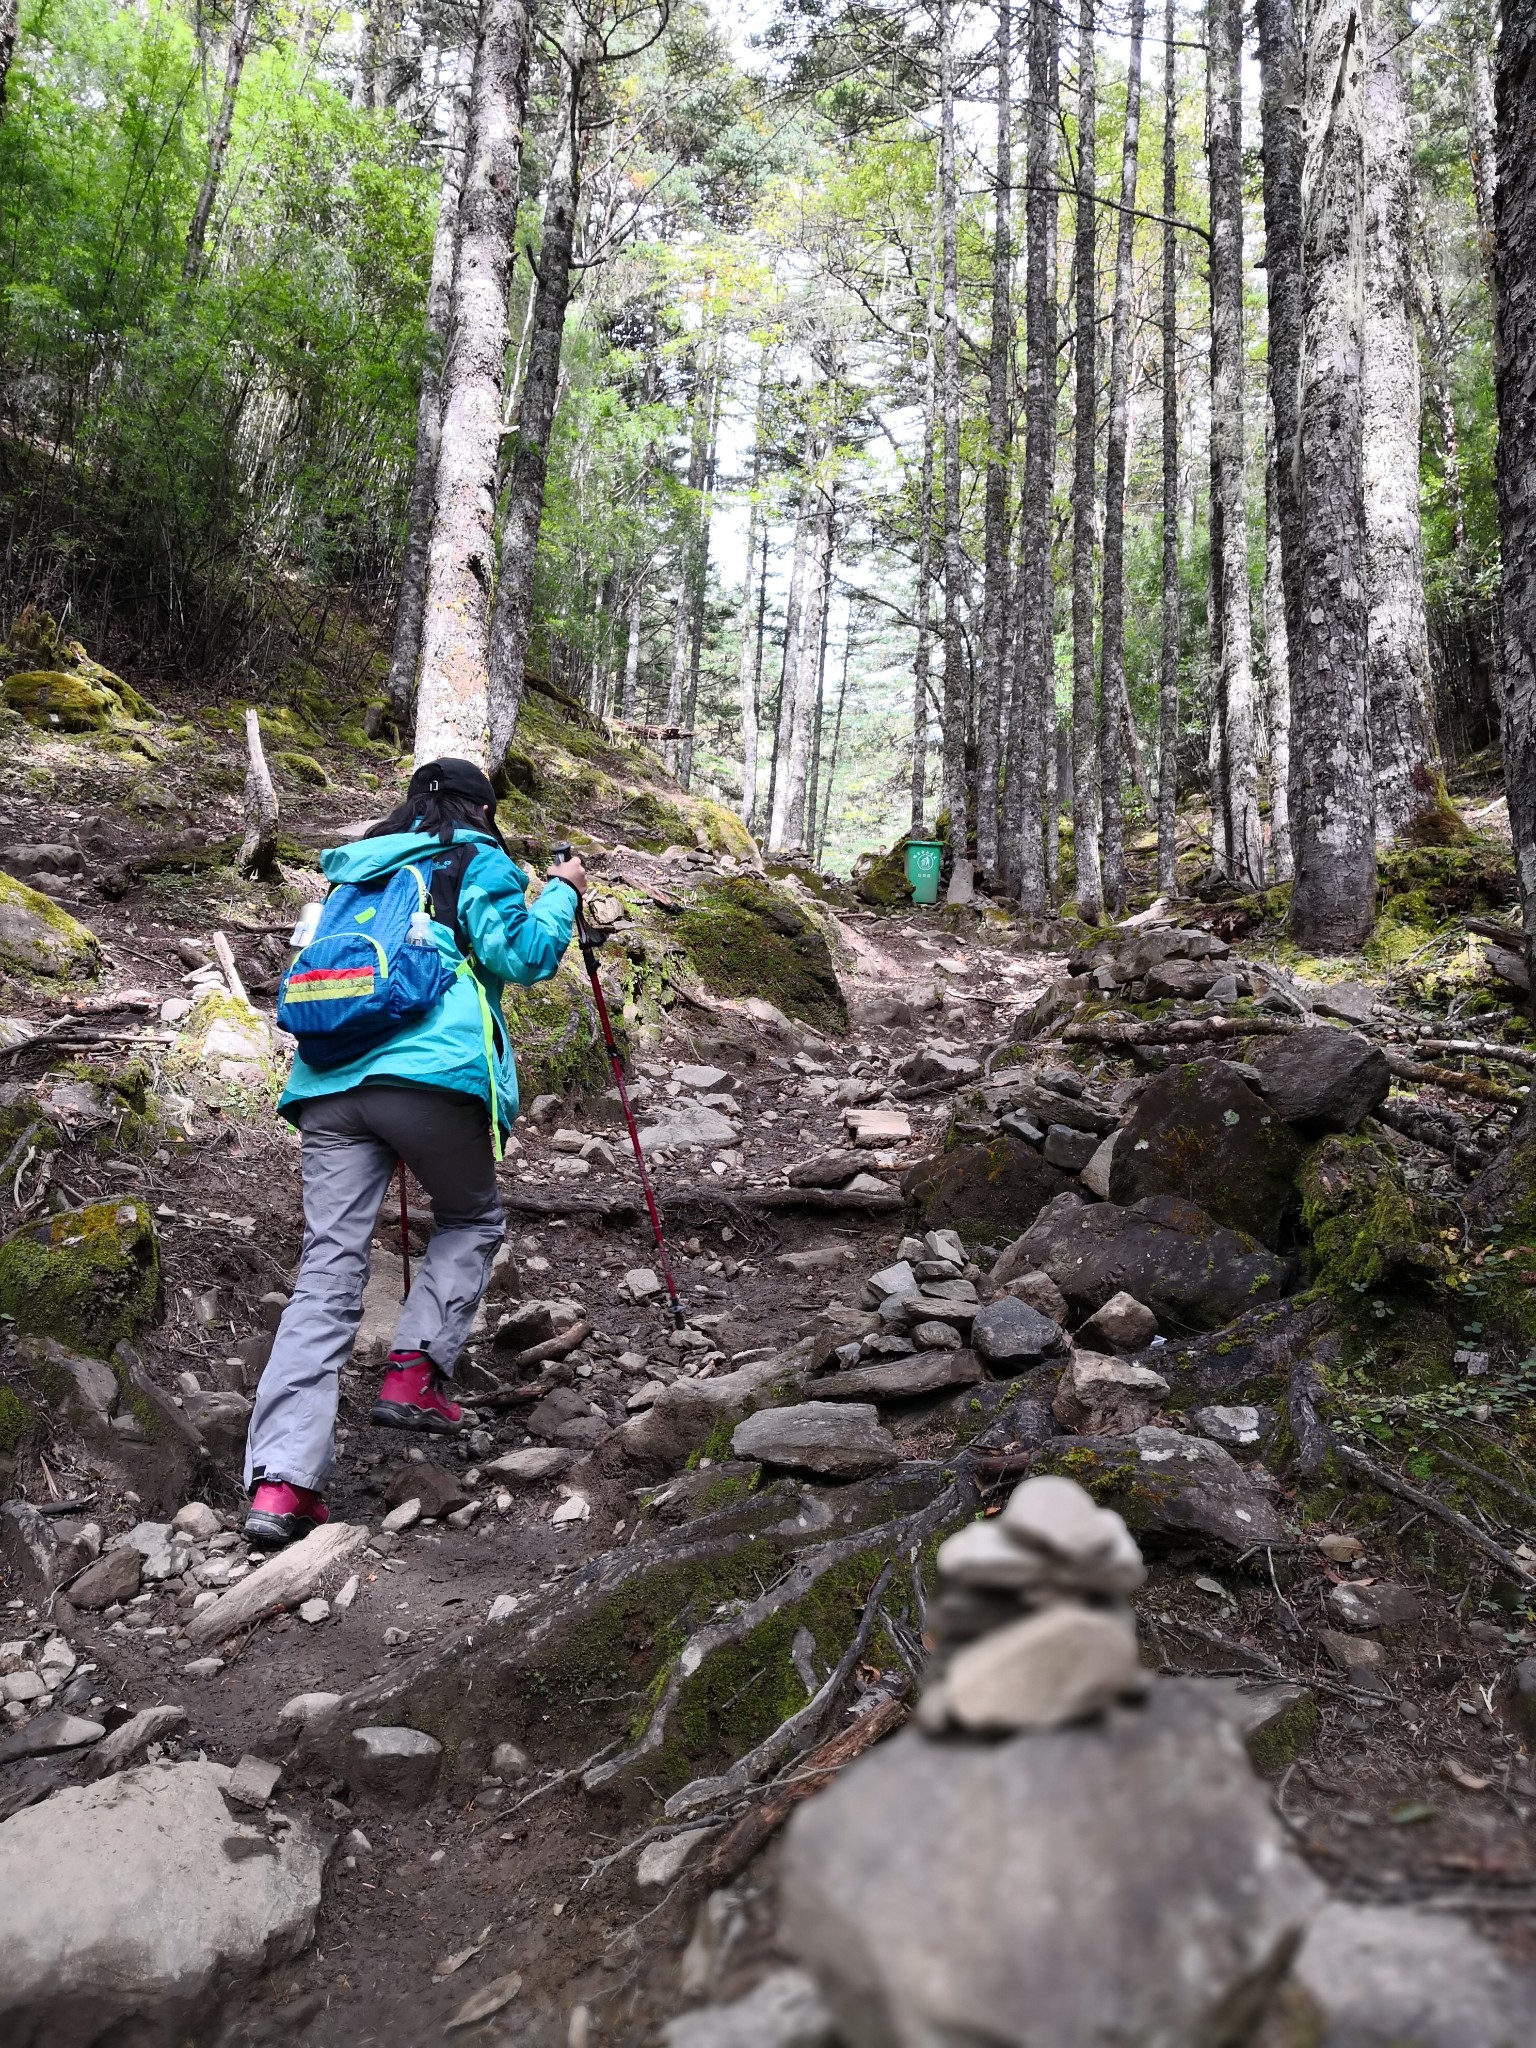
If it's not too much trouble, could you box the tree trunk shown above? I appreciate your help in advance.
[413,0,534,769]
[1003,0,1060,911]
[663,343,715,778]
[768,459,813,850]
[912,242,939,835]
[679,359,722,792]
[1264,411,1293,879]
[939,0,969,867]
[621,576,642,720]
[1361,0,1437,841]
[1070,0,1103,922]
[784,482,836,851]
[386,91,469,723]
[1206,0,1263,889]
[488,9,593,764]
[1494,0,1536,992]
[977,0,1013,876]
[1466,5,1496,274]
[1256,0,1306,804]
[1287,0,1375,951]
[1098,0,1146,916]
[1157,0,1181,899]
[183,0,259,283]
[818,610,854,862]
[0,0,20,114]
[737,354,769,825]
[239,708,279,878]
[1416,207,1470,564]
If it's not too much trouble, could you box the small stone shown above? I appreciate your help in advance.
[1079,1133,1118,1199]
[345,1725,442,1807]
[1042,1124,1102,1171]
[993,1268,1070,1325]
[1193,1404,1266,1447]
[1000,1474,1124,1564]
[923,1227,967,1265]
[551,1494,591,1524]
[936,1604,1145,1734]
[1077,1290,1158,1352]
[778,1246,853,1272]
[490,1741,529,1778]
[1315,1532,1365,1564]
[226,1754,283,1808]
[90,1704,188,1773]
[550,1128,586,1154]
[662,1969,835,2048]
[487,1594,521,1624]
[1,1670,47,1703]
[380,1499,421,1533]
[297,1598,330,1625]
[483,1446,572,1482]
[383,1460,470,1521]
[1327,1582,1422,1632]
[172,1502,221,1541]
[867,1259,918,1300]
[182,1657,224,1677]
[383,1626,411,1647]
[1318,1629,1386,1674]
[912,1320,963,1351]
[333,1573,360,1612]
[1051,1352,1170,1435]
[845,1108,912,1148]
[971,1295,1067,1368]
[624,1268,664,1301]
[0,1710,105,1763]
[446,1502,481,1529]
[278,1691,343,1727]
[527,1094,561,1124]
[637,1826,715,1887]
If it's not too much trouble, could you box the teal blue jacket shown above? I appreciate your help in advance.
[278,827,576,1136]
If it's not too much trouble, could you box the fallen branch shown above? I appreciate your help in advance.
[690,1693,910,1891]
[1333,1440,1536,1585]
[1427,1444,1536,1524]
[664,1560,898,1818]
[1373,1099,1492,1175]
[497,1181,901,1223]
[1414,1038,1536,1074]
[475,1379,554,1411]
[495,1320,591,1369]
[1465,917,1525,948]
[211,931,249,1007]
[1384,1054,1525,1108]
[1060,1015,1296,1048]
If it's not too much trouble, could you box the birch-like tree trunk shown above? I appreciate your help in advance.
[939,0,969,866]
[1256,0,1305,793]
[239,708,279,878]
[1003,0,1060,911]
[1157,0,1181,898]
[768,458,812,850]
[488,8,594,764]
[1494,0,1536,991]
[977,0,1013,875]
[1070,0,1103,922]
[386,90,469,724]
[184,0,259,283]
[620,577,642,721]
[414,0,533,768]
[738,497,764,828]
[679,366,721,791]
[1288,0,1375,950]
[1264,413,1293,878]
[784,481,836,851]
[1466,5,1496,269]
[911,279,937,834]
[1206,0,1263,889]
[1098,0,1145,916]
[662,344,715,777]
[1361,0,1438,841]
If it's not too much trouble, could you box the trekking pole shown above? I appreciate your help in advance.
[551,844,685,1331]
[397,1160,412,1298]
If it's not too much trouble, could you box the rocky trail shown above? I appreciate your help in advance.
[2,711,1536,2043]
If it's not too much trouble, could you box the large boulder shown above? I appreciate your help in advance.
[0,1760,328,2046]
[1297,1132,1441,1293]
[1013,1193,1292,1330]
[0,871,99,979]
[1108,1060,1303,1249]
[970,1295,1070,1369]
[0,1199,160,1350]
[673,876,848,1034]
[1249,1027,1390,1133]
[782,1682,1320,2048]
[1034,1427,1292,1552]
[903,1132,1076,1245]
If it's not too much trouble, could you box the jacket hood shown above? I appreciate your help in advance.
[319,828,527,888]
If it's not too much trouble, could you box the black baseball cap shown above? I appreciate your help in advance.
[408,757,514,856]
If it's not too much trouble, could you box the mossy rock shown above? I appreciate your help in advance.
[0,1198,161,1350]
[0,1380,38,1456]
[0,870,100,979]
[903,1132,1076,1244]
[273,749,331,788]
[502,956,613,1102]
[1109,1059,1304,1252]
[0,608,157,726]
[674,875,848,1034]
[853,837,916,908]
[1298,1132,1443,1297]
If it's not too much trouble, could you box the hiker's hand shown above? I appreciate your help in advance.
[550,854,587,897]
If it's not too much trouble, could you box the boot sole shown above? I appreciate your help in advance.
[244,1509,323,1549]
[370,1398,461,1434]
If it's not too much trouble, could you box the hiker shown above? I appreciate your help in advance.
[242,757,586,1548]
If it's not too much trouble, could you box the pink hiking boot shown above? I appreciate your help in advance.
[244,1481,329,1549]
[371,1351,464,1434]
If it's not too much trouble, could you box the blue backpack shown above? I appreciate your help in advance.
[277,844,477,1072]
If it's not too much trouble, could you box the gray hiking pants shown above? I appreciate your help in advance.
[244,1085,504,1493]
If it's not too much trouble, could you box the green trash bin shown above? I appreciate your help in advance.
[904,838,944,906]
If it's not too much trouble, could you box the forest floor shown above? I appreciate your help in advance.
[2,679,1535,2045]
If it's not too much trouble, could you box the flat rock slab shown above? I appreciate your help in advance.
[0,1710,104,1764]
[810,1351,983,1403]
[0,1761,328,2046]
[663,1968,836,2048]
[1014,1192,1292,1330]
[732,1403,899,1478]
[1038,1428,1291,1552]
[783,1682,1319,2048]
[1281,1901,1536,2046]
[482,1447,572,1482]
[639,1106,739,1153]
[186,1522,366,1647]
[971,1295,1068,1368]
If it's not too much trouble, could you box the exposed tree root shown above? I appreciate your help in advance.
[1059,1015,1296,1048]
[1383,1054,1525,1107]
[1334,1440,1536,1584]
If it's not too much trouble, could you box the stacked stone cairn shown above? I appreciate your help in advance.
[918,1473,1148,1736]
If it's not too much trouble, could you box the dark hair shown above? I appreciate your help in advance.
[364,792,495,844]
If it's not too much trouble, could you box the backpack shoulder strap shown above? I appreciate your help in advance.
[425,840,480,954]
